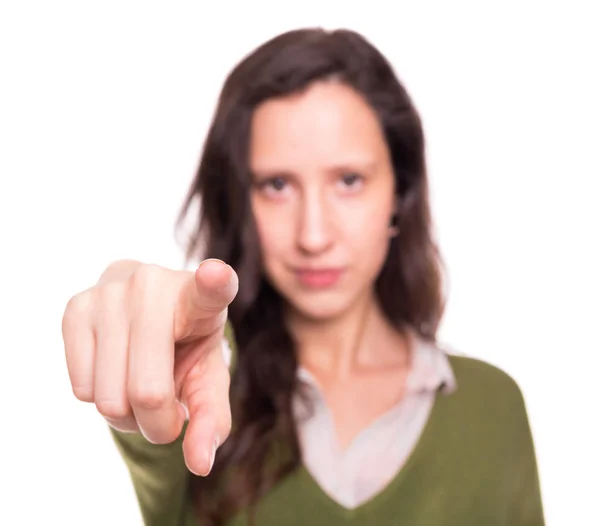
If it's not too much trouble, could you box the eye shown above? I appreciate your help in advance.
[254,176,290,197]
[267,177,288,191]
[339,172,364,190]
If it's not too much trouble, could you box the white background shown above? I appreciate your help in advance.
[1,2,598,525]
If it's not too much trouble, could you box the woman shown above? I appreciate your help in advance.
[62,28,544,525]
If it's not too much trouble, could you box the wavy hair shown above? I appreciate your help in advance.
[176,27,445,525]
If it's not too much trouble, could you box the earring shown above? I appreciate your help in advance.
[389,214,400,238]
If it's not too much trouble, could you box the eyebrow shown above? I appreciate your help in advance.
[250,159,380,179]
[324,160,380,174]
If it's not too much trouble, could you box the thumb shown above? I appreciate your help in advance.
[175,259,238,342]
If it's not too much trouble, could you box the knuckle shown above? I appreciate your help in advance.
[128,264,163,293]
[62,291,92,332]
[98,281,125,304]
[96,399,131,420]
[128,384,171,411]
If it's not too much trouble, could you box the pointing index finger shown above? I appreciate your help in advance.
[175,259,238,341]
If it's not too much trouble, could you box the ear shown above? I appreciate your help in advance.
[394,194,402,215]
[389,194,401,237]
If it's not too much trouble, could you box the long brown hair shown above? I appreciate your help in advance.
[176,27,445,525]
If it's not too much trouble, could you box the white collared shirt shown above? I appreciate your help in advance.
[223,334,457,509]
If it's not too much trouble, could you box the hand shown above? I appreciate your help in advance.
[62,259,238,476]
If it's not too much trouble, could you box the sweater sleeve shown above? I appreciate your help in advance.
[109,322,238,526]
[110,424,191,526]
[509,390,545,526]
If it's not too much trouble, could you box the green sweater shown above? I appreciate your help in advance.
[111,355,544,525]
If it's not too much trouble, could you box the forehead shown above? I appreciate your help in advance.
[249,81,389,174]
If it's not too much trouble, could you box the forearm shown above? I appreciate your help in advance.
[110,424,191,526]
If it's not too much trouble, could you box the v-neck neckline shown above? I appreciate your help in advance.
[294,387,446,518]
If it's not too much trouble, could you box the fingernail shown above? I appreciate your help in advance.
[180,402,190,421]
[206,437,219,476]
[199,258,225,267]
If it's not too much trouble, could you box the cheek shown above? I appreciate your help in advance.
[252,205,291,270]
[344,203,392,272]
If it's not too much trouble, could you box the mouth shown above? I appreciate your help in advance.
[294,268,345,289]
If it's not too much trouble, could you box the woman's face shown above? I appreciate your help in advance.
[249,81,396,321]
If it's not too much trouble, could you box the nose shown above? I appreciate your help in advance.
[297,188,334,255]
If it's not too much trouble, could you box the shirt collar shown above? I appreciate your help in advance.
[405,332,457,395]
[296,331,457,396]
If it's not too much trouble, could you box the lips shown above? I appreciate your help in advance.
[295,268,344,288]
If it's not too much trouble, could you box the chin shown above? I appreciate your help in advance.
[286,293,352,323]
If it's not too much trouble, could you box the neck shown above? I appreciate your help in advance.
[287,293,408,379]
